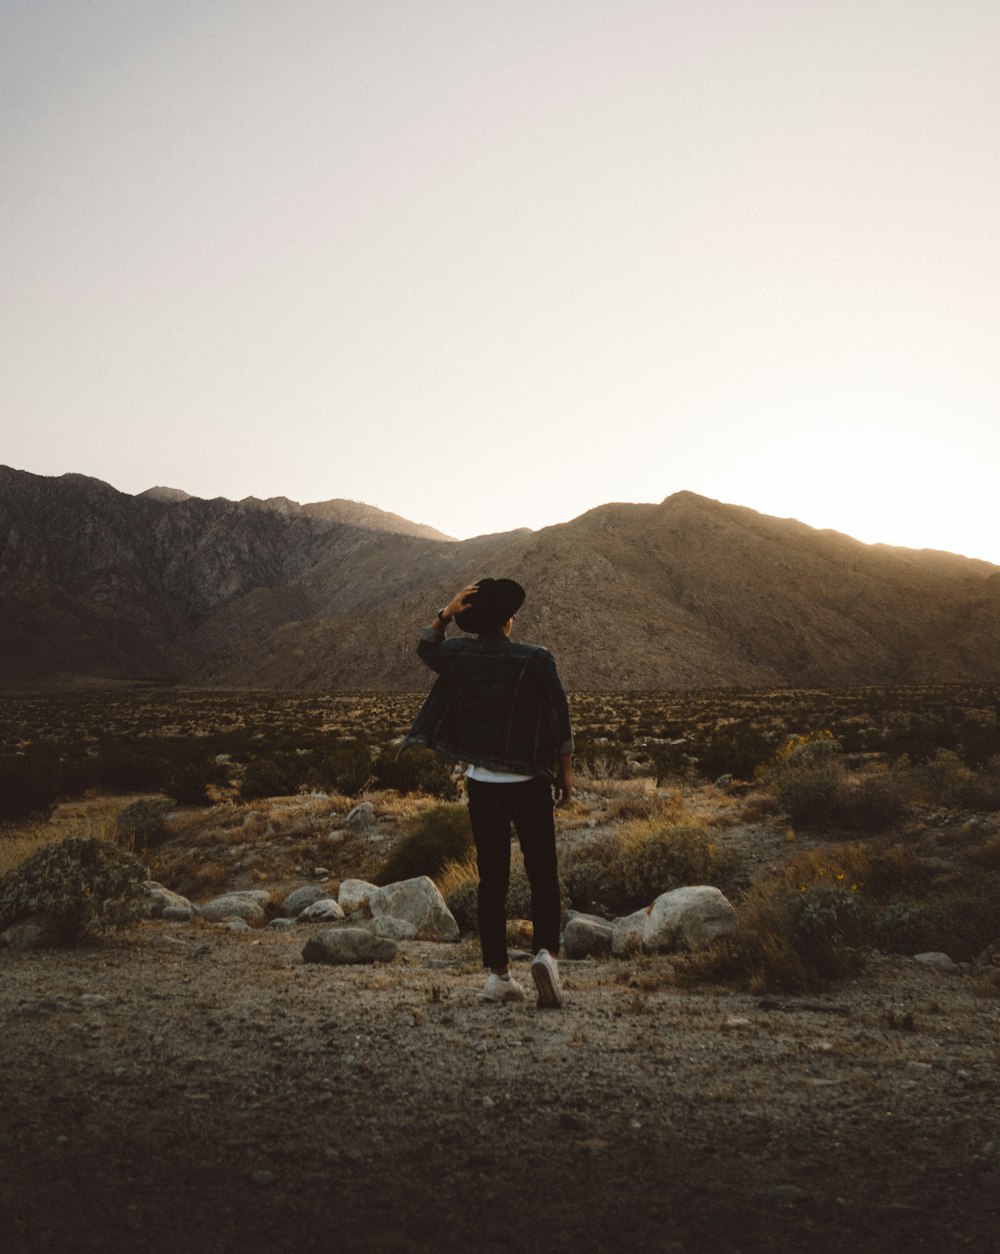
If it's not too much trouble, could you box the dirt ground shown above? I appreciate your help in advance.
[3,920,999,1254]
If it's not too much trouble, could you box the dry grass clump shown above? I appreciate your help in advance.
[682,843,873,992]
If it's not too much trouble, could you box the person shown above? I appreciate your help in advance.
[403,579,574,1008]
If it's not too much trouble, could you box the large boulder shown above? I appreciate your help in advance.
[302,928,398,965]
[199,890,272,926]
[338,879,379,917]
[642,886,738,953]
[146,882,195,922]
[371,876,459,942]
[564,913,614,959]
[611,908,650,956]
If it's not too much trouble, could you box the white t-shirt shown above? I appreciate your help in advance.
[465,764,535,784]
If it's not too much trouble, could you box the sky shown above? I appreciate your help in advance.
[3,1,999,562]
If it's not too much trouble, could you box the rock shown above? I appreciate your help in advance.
[642,886,738,953]
[611,908,649,956]
[345,802,376,833]
[371,877,460,942]
[267,918,295,930]
[146,882,195,921]
[199,891,272,926]
[302,927,398,966]
[282,884,331,917]
[338,879,379,916]
[313,867,330,879]
[298,898,346,923]
[0,918,55,950]
[914,951,960,974]
[225,919,252,933]
[564,914,614,959]
[371,915,418,941]
[161,905,196,923]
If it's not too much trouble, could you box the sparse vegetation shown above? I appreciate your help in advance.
[375,802,473,885]
[0,834,149,944]
[2,684,1000,985]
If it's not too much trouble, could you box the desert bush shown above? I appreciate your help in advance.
[239,756,307,800]
[682,845,872,991]
[693,721,773,782]
[114,798,175,851]
[375,803,473,885]
[373,746,459,799]
[573,737,630,781]
[312,740,373,795]
[609,819,740,913]
[560,841,624,915]
[765,734,907,832]
[0,835,148,944]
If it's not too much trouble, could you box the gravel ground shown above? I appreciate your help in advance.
[3,923,999,1254]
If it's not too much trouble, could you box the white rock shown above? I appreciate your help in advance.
[199,891,272,926]
[298,898,346,923]
[338,879,379,917]
[145,881,195,920]
[642,885,738,953]
[282,884,330,917]
[611,908,650,956]
[345,802,376,833]
[371,876,459,942]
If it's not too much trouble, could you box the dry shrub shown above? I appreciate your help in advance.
[683,844,873,992]
[0,835,148,944]
[609,817,742,911]
[603,785,688,825]
[375,803,473,886]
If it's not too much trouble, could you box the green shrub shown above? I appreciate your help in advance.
[313,740,373,796]
[374,746,459,799]
[376,803,473,885]
[694,722,773,782]
[0,836,148,944]
[240,756,307,800]
[609,820,739,912]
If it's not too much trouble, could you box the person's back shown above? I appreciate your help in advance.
[404,580,573,1008]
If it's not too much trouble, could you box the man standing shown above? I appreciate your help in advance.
[403,580,573,1007]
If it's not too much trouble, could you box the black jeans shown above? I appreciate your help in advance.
[466,776,560,970]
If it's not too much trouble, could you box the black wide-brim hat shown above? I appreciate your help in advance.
[454,578,525,634]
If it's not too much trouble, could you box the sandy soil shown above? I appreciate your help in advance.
[3,920,999,1254]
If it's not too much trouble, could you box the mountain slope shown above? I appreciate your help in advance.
[2,465,999,690]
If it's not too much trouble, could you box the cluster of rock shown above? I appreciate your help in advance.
[144,875,745,967]
[146,873,460,965]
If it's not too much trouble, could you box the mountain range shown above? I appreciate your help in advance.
[2,463,999,691]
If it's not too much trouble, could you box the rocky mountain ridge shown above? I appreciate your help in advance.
[2,464,999,690]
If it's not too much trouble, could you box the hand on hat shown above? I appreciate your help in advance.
[442,584,480,619]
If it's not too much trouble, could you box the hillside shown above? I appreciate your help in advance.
[2,465,999,690]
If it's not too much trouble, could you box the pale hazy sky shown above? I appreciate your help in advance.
[3,1,999,561]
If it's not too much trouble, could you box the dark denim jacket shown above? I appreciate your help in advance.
[402,627,574,780]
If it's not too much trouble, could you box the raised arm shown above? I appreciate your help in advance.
[416,584,480,673]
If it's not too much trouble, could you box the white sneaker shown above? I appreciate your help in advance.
[531,949,564,1008]
[480,973,526,1003]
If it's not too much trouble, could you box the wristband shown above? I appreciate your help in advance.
[436,608,451,625]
